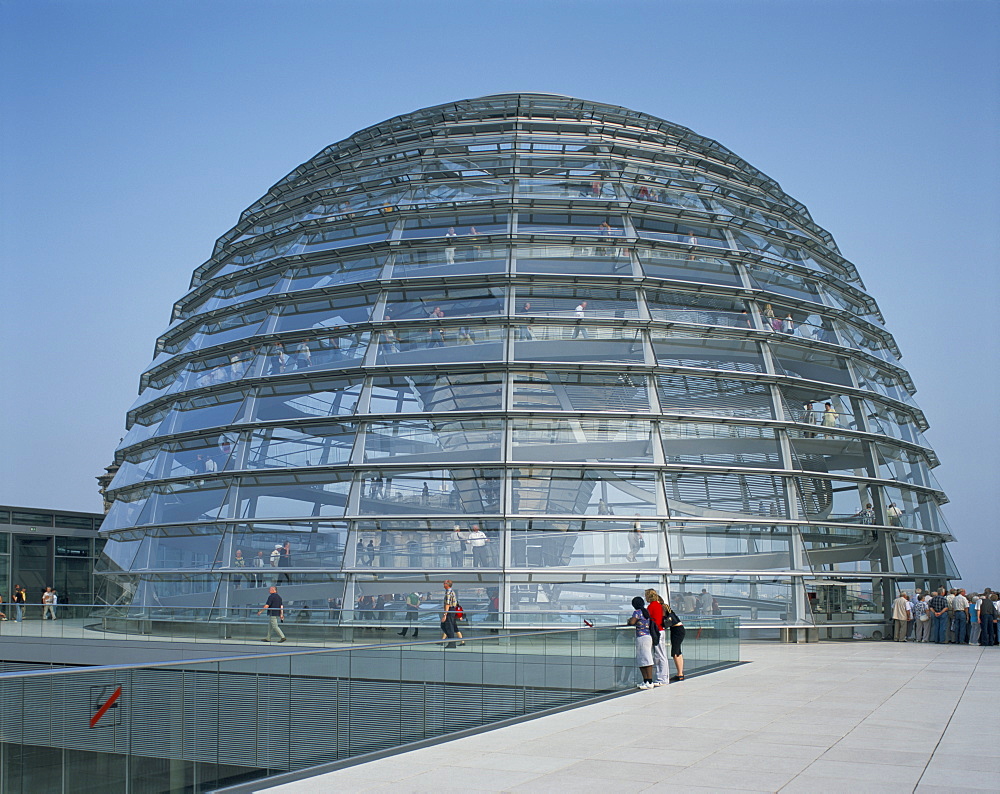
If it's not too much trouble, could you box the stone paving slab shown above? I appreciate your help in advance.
[262,641,998,793]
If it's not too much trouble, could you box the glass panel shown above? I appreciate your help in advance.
[746,262,823,303]
[374,325,505,365]
[99,488,153,532]
[348,520,502,570]
[632,218,730,250]
[134,433,239,483]
[367,375,425,414]
[788,430,870,479]
[506,572,666,622]
[302,219,392,251]
[387,244,507,278]
[778,386,857,431]
[94,530,144,572]
[511,468,659,516]
[892,534,958,578]
[651,331,764,373]
[757,301,838,342]
[512,371,650,412]
[823,283,877,321]
[733,230,819,269]
[510,418,655,463]
[638,248,740,286]
[170,307,271,354]
[244,423,356,470]
[399,212,507,239]
[223,233,304,269]
[229,521,349,573]
[251,377,363,421]
[135,480,230,525]
[510,519,667,569]
[130,572,219,609]
[646,288,750,328]
[171,348,266,391]
[625,182,710,210]
[261,332,369,375]
[232,472,352,519]
[853,361,914,405]
[129,525,225,571]
[516,176,620,201]
[383,285,505,320]
[837,321,897,363]
[661,422,781,467]
[657,373,774,419]
[285,254,384,290]
[668,522,794,572]
[880,485,945,533]
[770,342,854,387]
[515,284,638,319]
[792,476,874,523]
[357,468,503,515]
[409,177,511,205]
[665,472,788,518]
[862,400,929,447]
[181,269,284,319]
[513,324,644,364]
[513,244,631,276]
[157,390,248,436]
[348,572,502,625]
[108,444,161,489]
[362,419,503,464]
[517,211,626,238]
[671,575,800,623]
[272,294,375,332]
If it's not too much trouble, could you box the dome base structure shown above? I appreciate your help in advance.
[98,94,958,636]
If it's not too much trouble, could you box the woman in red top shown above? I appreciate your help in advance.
[645,588,668,686]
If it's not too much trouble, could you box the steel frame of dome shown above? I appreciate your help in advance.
[99,93,958,633]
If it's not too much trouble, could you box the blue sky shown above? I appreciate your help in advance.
[1,0,997,586]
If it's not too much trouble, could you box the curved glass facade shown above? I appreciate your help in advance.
[100,93,957,631]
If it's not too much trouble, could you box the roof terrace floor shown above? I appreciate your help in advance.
[263,640,999,794]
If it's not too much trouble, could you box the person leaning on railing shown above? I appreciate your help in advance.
[628,596,655,690]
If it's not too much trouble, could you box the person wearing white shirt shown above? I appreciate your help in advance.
[468,525,490,567]
[891,592,911,642]
[572,301,589,338]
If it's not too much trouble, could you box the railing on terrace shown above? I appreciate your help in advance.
[0,604,736,651]
[0,620,740,793]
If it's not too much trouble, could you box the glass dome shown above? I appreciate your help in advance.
[99,93,957,632]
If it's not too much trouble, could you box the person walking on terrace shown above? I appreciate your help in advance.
[398,591,421,638]
[257,586,286,643]
[440,579,462,649]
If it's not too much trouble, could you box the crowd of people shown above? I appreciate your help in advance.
[891,588,998,645]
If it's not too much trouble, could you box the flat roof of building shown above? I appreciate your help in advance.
[262,641,997,793]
